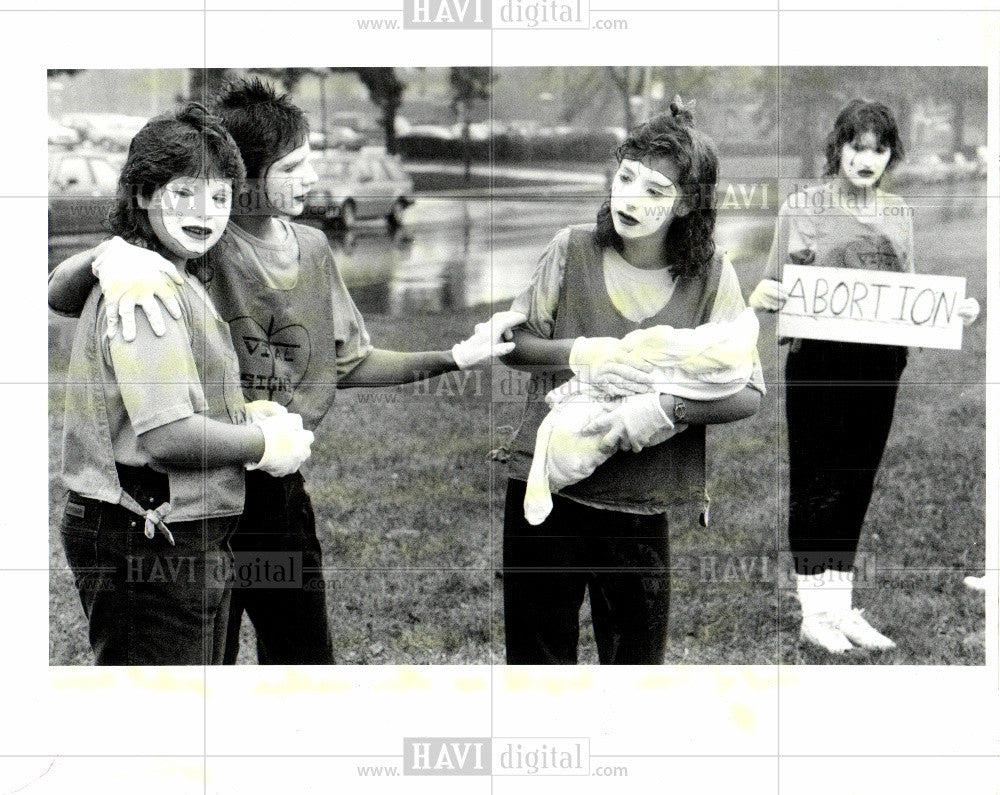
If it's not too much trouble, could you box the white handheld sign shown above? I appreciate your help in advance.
[777,265,966,349]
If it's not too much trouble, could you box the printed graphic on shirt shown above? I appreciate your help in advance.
[818,232,902,272]
[229,315,312,405]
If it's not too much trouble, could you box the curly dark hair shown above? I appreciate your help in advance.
[594,100,719,279]
[212,77,309,180]
[108,103,246,256]
[822,99,905,181]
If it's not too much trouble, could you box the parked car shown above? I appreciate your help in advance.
[91,115,147,151]
[48,148,118,238]
[450,121,492,141]
[48,119,81,147]
[310,126,365,151]
[59,113,146,150]
[328,112,382,138]
[404,124,457,140]
[305,149,415,229]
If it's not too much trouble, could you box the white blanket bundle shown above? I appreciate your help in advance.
[524,309,760,525]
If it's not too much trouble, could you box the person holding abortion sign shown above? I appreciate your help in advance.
[749,99,981,654]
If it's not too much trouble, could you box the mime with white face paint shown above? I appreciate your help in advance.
[500,102,765,665]
[59,105,316,665]
[749,99,981,655]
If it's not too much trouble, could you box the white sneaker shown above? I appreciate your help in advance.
[800,613,854,654]
[833,608,896,650]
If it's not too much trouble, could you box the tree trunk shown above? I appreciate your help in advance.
[382,105,398,155]
[319,75,327,150]
[951,99,965,153]
[892,94,914,149]
[187,69,233,106]
[458,101,472,183]
[798,97,817,179]
[606,67,634,130]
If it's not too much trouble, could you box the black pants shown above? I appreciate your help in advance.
[60,466,236,666]
[785,340,907,575]
[502,478,670,665]
[223,470,335,664]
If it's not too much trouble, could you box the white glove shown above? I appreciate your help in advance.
[451,311,527,369]
[958,297,980,326]
[583,393,681,453]
[748,279,789,312]
[247,411,315,477]
[243,400,288,425]
[569,336,655,395]
[92,236,184,341]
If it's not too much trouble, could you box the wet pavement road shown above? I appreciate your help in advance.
[301,196,777,316]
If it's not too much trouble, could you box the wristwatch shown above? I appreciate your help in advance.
[672,396,687,424]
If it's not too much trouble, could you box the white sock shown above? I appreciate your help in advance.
[796,570,854,616]
[795,572,830,617]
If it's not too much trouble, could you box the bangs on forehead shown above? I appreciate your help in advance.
[174,148,234,182]
[842,108,895,145]
[620,142,681,164]
[619,160,675,189]
[849,126,893,148]
[272,132,309,163]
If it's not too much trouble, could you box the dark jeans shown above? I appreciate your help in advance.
[60,467,236,666]
[223,470,335,665]
[503,478,670,665]
[785,339,907,574]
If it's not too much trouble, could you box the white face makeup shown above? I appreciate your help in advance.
[263,141,318,217]
[610,158,681,240]
[140,176,232,262]
[840,130,892,190]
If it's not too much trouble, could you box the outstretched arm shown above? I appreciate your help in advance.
[337,348,458,387]
[338,311,524,387]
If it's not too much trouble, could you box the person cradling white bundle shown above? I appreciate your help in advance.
[524,308,759,525]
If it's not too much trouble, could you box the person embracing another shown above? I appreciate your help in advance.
[59,104,314,665]
[49,79,522,664]
[500,100,765,665]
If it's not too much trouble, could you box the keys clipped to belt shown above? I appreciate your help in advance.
[117,491,174,545]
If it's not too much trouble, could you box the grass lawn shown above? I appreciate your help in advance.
[48,189,986,666]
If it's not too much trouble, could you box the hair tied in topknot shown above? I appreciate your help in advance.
[670,94,696,123]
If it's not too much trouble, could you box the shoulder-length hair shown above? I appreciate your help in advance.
[594,101,719,279]
[108,103,246,256]
[822,99,905,179]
